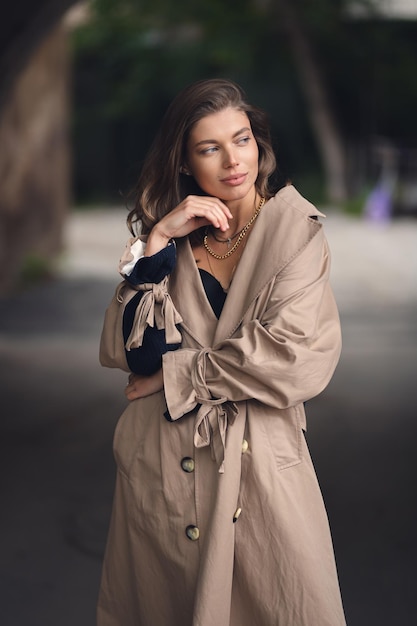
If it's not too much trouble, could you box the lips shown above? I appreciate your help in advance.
[220,173,248,186]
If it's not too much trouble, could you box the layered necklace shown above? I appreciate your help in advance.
[203,196,266,260]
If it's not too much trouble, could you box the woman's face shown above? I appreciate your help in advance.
[185,107,259,203]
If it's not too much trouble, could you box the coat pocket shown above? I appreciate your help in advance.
[113,392,166,479]
[257,404,303,471]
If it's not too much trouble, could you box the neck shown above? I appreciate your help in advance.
[222,189,259,236]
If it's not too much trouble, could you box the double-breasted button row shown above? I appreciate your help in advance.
[181,457,195,473]
[181,456,197,539]
[183,444,248,539]
[185,525,200,541]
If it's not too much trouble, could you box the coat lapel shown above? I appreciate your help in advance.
[213,185,324,343]
[169,236,219,347]
[169,185,324,348]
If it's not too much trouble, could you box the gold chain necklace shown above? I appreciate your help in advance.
[205,246,231,292]
[211,230,241,247]
[204,196,265,260]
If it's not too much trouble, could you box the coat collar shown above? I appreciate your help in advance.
[170,185,325,346]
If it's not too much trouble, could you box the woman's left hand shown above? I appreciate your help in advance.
[125,369,164,401]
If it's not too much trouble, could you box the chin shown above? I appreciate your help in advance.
[224,186,254,202]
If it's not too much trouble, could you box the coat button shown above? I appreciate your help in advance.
[181,457,195,473]
[242,439,249,453]
[233,507,242,523]
[185,525,200,541]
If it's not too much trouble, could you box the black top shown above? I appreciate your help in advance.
[123,244,226,375]
[198,268,227,319]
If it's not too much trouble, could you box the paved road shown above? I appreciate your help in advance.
[1,208,416,625]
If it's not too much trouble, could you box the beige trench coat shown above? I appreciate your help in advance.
[97,185,346,626]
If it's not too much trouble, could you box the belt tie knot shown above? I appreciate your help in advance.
[192,349,238,473]
[194,397,238,474]
[125,277,182,349]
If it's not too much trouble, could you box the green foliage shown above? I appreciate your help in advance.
[19,255,53,286]
[70,0,417,207]
[71,0,302,202]
[342,187,371,216]
[72,0,266,118]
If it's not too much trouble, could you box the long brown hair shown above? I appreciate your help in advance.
[127,78,277,235]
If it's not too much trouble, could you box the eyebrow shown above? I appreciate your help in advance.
[193,127,252,148]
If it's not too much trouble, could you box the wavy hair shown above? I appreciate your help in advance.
[127,78,277,235]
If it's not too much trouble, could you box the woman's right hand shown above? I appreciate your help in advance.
[145,195,233,256]
[125,369,164,401]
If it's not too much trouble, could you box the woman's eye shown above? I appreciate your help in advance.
[237,136,250,145]
[200,146,218,155]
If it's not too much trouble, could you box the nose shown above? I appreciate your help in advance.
[223,148,239,168]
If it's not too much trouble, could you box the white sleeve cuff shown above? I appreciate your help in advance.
[119,238,147,276]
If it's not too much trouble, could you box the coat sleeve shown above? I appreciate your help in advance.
[99,239,183,372]
[99,280,139,372]
[162,228,342,419]
[121,241,181,375]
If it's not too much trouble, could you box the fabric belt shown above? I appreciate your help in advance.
[192,349,238,473]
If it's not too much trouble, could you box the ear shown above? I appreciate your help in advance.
[180,165,192,176]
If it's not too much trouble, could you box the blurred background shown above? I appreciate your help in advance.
[0,0,416,624]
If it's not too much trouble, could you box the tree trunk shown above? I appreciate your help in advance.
[275,0,348,203]
[0,24,71,293]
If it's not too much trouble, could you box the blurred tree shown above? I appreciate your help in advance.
[268,0,348,201]
[71,0,417,206]
[72,0,292,203]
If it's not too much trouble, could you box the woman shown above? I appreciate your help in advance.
[97,78,346,626]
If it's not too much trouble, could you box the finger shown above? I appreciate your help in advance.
[195,196,232,220]
[125,379,135,395]
[124,384,132,398]
[125,387,140,401]
[185,197,231,230]
[193,197,232,214]
[158,196,232,239]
